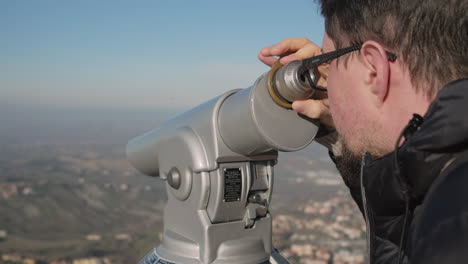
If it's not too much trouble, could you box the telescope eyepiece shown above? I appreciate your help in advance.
[268,61,320,109]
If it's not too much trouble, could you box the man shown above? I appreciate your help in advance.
[259,0,468,263]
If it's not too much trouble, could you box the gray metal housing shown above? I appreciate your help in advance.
[127,73,319,263]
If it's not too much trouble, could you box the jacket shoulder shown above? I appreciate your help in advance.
[410,152,468,264]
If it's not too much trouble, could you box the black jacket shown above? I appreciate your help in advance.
[334,78,468,264]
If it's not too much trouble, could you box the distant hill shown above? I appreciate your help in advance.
[0,143,167,263]
[0,107,365,263]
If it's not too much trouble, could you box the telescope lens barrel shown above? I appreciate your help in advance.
[272,61,319,104]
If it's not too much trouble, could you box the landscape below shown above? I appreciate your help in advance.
[0,108,366,264]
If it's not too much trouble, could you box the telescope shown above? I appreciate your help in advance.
[127,60,324,264]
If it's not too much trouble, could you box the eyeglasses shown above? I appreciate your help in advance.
[301,44,397,91]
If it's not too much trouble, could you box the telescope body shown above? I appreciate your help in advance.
[127,66,319,263]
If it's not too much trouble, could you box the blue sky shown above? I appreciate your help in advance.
[2,0,324,110]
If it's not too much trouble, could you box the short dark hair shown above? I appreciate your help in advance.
[319,0,468,96]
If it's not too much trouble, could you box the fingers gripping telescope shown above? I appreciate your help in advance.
[127,62,320,264]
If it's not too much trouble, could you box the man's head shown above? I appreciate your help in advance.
[319,0,468,156]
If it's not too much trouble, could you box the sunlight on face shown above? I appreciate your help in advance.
[322,34,380,156]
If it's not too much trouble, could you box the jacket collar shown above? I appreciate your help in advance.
[361,78,468,215]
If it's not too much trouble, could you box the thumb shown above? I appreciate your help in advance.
[292,99,322,119]
[292,99,335,128]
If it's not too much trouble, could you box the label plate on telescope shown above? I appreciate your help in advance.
[223,168,242,202]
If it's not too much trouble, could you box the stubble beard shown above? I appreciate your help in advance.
[335,130,390,188]
[334,136,363,188]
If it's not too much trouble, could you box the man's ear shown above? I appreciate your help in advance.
[360,41,391,105]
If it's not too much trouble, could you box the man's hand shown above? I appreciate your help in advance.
[259,38,348,187]
[258,37,334,129]
[258,37,322,66]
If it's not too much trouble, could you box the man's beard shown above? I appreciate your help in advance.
[333,137,363,189]
[317,130,376,188]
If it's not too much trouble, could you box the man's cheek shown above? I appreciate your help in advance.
[329,94,354,140]
[328,98,344,132]
[332,113,344,135]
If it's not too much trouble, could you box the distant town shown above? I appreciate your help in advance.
[0,141,366,264]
